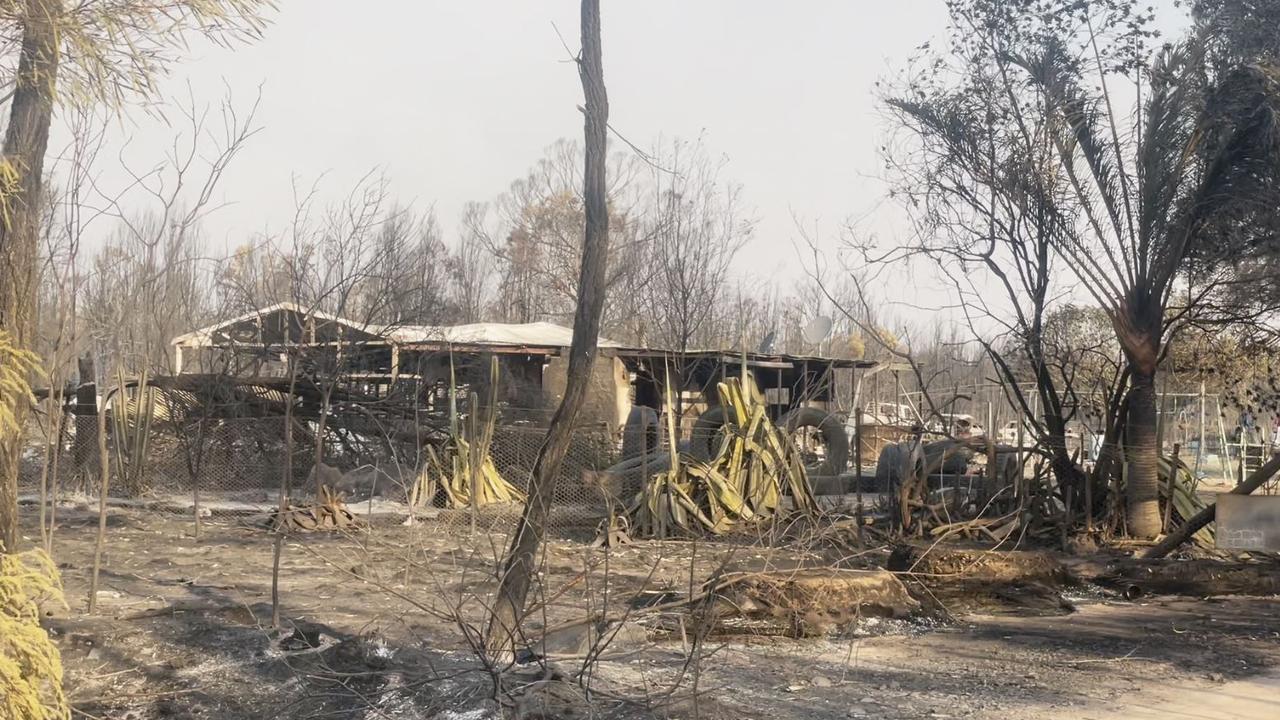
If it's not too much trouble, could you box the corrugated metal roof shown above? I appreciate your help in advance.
[171,304,620,350]
[386,321,622,349]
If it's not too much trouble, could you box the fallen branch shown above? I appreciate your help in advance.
[1064,649,1156,666]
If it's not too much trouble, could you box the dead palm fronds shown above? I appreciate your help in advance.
[270,485,358,533]
[1156,455,1214,546]
[110,369,155,496]
[628,372,817,538]
[423,357,526,509]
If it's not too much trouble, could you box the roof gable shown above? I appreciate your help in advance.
[171,302,381,348]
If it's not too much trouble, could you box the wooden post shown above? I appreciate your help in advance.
[88,382,110,613]
[1163,443,1180,534]
[72,353,97,480]
[468,390,480,537]
[1015,412,1025,504]
[854,406,863,545]
[874,371,881,420]
[1083,443,1093,532]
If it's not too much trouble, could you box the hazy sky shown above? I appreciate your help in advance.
[51,2,952,278]
[52,0,1190,306]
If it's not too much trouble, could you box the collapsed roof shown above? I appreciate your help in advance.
[171,302,623,354]
[169,302,872,370]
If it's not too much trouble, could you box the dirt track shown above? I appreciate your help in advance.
[23,506,1280,719]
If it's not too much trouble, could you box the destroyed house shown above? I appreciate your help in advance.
[168,302,875,437]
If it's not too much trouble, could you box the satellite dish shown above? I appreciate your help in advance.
[756,330,777,354]
[801,315,834,346]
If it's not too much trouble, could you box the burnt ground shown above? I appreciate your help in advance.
[20,505,1280,720]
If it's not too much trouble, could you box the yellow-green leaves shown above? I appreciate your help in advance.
[0,548,69,720]
[0,330,41,438]
[2,0,276,111]
[627,373,817,538]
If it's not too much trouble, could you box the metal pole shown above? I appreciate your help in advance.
[874,370,880,418]
[987,401,994,448]
[1015,410,1025,504]
[1216,402,1231,485]
[1155,374,1167,453]
[1195,380,1206,475]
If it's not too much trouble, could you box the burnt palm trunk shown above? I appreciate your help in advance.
[1116,292,1164,540]
[1124,367,1162,538]
[487,0,609,653]
[0,0,62,553]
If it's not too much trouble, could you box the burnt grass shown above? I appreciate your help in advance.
[20,506,1280,720]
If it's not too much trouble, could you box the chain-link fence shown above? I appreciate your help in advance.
[18,411,626,535]
[22,400,1277,546]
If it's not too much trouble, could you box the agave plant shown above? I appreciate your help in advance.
[424,356,525,509]
[628,371,816,539]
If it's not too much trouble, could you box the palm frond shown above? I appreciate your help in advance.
[1137,42,1203,273]
[1175,59,1280,274]
[1017,43,1132,253]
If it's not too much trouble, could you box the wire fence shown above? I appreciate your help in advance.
[17,414,625,534]
[21,404,1277,538]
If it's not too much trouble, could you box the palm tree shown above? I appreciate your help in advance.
[1019,39,1280,537]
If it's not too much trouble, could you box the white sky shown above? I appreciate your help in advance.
[49,0,1191,313]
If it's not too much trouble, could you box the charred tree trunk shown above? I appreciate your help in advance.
[1040,406,1087,509]
[1117,294,1162,540]
[271,356,301,628]
[72,354,98,476]
[0,0,62,553]
[487,0,610,653]
[1090,375,1129,520]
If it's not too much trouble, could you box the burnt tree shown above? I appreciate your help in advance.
[487,0,610,652]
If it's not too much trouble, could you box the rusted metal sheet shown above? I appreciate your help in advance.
[1216,494,1280,551]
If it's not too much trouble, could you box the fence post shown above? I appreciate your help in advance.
[468,391,480,537]
[1194,381,1205,475]
[1163,443,1180,534]
[854,407,863,545]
